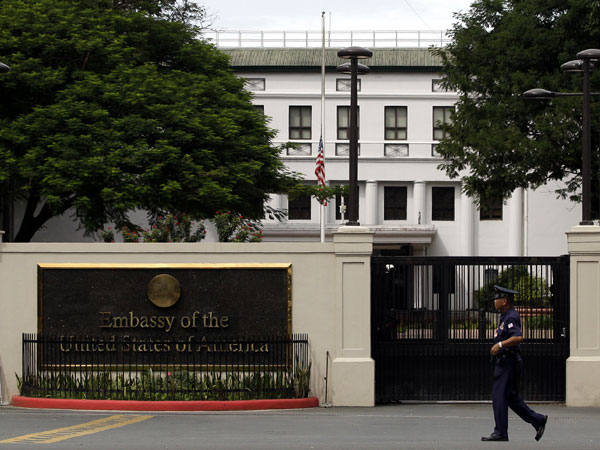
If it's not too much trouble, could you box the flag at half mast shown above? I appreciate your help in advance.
[315,136,327,206]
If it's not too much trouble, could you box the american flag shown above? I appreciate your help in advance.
[315,136,327,206]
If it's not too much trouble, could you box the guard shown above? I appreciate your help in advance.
[481,285,548,442]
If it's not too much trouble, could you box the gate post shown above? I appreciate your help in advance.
[331,226,374,406]
[567,226,600,406]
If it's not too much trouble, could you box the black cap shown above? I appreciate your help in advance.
[494,285,518,299]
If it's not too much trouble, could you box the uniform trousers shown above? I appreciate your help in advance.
[492,355,545,437]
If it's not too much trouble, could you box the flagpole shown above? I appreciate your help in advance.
[320,11,326,243]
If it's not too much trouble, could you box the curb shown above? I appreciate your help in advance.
[11,396,319,412]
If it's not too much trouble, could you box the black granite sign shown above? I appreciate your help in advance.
[37,264,291,364]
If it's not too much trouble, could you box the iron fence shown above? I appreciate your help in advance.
[20,334,310,401]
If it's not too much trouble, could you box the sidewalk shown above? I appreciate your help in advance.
[1,402,599,449]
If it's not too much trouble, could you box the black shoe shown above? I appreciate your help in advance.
[481,433,508,441]
[535,415,548,441]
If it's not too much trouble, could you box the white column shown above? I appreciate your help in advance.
[413,181,426,224]
[273,193,285,211]
[567,226,600,406]
[332,227,374,406]
[460,190,476,256]
[508,188,523,255]
[365,180,378,226]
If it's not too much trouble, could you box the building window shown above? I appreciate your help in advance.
[289,106,312,140]
[288,194,311,220]
[245,78,265,91]
[337,106,360,140]
[385,106,407,140]
[431,144,442,157]
[433,106,454,141]
[432,79,448,92]
[480,197,503,220]
[384,144,409,158]
[432,187,455,221]
[336,78,361,92]
[286,143,312,156]
[335,143,360,156]
[254,105,264,113]
[384,186,407,220]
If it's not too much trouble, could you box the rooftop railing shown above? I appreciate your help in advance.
[203,30,451,48]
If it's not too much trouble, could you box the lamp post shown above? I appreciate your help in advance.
[0,62,10,241]
[337,46,372,226]
[524,48,600,225]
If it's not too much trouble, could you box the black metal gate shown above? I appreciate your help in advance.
[372,256,570,403]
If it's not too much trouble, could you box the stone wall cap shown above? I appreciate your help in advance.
[335,226,372,234]
[568,225,600,234]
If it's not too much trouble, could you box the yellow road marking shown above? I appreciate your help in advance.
[0,414,152,444]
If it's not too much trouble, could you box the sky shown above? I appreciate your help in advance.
[200,0,475,32]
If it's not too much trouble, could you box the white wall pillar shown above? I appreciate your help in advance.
[413,181,426,225]
[331,226,374,406]
[460,190,476,256]
[508,188,523,255]
[365,180,378,226]
[566,226,600,406]
[269,194,285,220]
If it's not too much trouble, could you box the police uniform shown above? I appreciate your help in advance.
[482,286,548,442]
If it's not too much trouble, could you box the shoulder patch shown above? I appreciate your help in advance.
[508,323,513,329]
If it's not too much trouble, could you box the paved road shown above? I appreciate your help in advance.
[1,403,599,449]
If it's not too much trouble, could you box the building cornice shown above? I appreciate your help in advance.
[261,223,436,244]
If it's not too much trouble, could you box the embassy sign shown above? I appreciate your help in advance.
[37,263,291,364]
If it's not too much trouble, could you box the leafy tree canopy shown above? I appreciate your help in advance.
[433,0,600,207]
[0,0,298,241]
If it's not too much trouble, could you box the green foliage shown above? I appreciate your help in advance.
[523,314,554,330]
[293,355,312,398]
[212,211,263,242]
[432,0,600,205]
[15,373,22,393]
[288,184,348,206]
[479,265,552,309]
[498,266,552,307]
[0,0,298,242]
[143,213,206,242]
[18,366,311,401]
[450,320,497,330]
[450,321,477,330]
[100,212,206,242]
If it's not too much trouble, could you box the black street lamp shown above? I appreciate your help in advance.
[337,46,372,226]
[523,88,597,99]
[524,48,600,225]
[0,62,10,242]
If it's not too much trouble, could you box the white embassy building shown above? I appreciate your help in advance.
[217,33,579,257]
[28,31,579,254]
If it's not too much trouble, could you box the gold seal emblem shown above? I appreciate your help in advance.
[147,274,181,308]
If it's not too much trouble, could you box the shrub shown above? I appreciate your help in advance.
[478,265,552,309]
[100,213,206,243]
[212,211,262,242]
[523,314,553,330]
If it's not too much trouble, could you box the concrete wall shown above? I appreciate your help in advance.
[0,229,374,406]
[566,226,600,406]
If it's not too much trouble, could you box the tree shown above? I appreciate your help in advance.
[0,0,297,242]
[433,0,600,208]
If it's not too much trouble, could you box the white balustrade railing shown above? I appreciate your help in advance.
[203,30,451,48]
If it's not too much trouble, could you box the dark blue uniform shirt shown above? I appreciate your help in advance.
[494,307,523,354]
